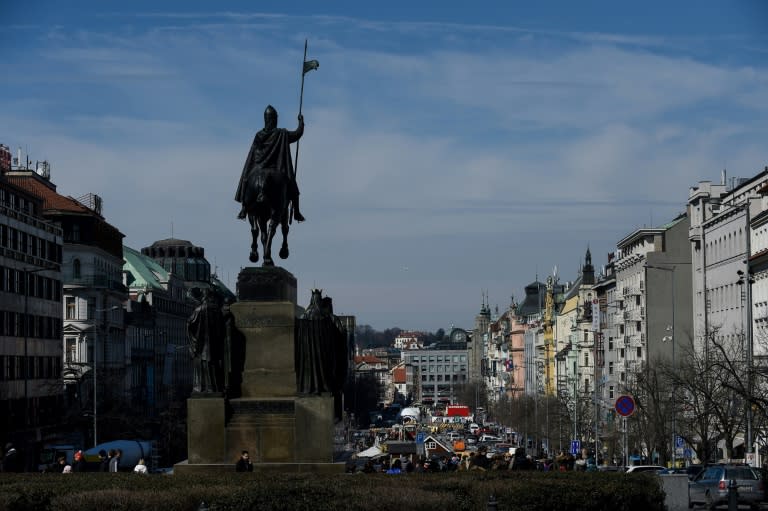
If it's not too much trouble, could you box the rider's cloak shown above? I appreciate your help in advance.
[235,125,302,204]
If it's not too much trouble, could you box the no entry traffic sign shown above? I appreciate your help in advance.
[615,395,635,417]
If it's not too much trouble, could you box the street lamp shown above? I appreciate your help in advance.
[645,263,677,468]
[737,269,755,460]
[91,305,119,447]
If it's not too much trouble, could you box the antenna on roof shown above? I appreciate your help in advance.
[171,220,174,239]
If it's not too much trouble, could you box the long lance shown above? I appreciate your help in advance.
[294,39,309,177]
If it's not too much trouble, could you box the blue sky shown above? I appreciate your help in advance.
[2,1,767,331]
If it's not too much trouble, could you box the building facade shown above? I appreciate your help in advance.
[0,167,63,457]
[6,159,126,448]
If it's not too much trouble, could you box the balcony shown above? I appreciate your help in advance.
[63,273,127,293]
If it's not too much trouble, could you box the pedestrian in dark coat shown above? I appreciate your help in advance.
[235,451,253,472]
[72,450,87,472]
[98,450,109,472]
[2,443,21,472]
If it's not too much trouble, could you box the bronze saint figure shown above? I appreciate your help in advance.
[295,289,349,421]
[187,288,225,393]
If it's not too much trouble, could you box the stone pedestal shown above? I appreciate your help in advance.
[175,267,342,474]
[187,394,226,464]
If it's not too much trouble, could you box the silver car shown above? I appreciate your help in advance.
[688,464,763,510]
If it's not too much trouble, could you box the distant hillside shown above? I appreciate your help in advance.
[354,325,446,349]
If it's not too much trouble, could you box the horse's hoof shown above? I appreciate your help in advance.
[263,258,274,267]
[279,247,289,259]
[249,252,259,263]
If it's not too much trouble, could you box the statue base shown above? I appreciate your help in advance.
[176,266,339,473]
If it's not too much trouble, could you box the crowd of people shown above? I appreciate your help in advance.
[345,445,593,475]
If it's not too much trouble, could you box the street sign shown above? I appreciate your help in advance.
[570,440,581,455]
[415,432,426,444]
[675,435,684,449]
[683,448,692,459]
[615,395,635,417]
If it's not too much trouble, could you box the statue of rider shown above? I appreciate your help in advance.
[235,105,305,222]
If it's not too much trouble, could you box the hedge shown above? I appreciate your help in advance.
[0,471,666,511]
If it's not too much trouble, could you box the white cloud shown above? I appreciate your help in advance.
[1,11,766,330]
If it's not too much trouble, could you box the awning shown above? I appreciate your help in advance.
[358,445,384,458]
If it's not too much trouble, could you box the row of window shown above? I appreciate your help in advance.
[406,355,467,364]
[0,188,37,217]
[410,364,467,373]
[0,224,62,263]
[0,355,62,381]
[421,374,467,382]
[0,266,62,301]
[0,311,62,339]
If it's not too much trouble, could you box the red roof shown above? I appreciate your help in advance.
[7,175,94,215]
[354,355,385,365]
[392,366,406,383]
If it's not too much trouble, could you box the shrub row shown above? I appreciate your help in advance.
[0,471,666,511]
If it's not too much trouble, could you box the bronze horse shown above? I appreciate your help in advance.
[242,166,291,266]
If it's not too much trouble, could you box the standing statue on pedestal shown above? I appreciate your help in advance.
[234,41,318,266]
[295,289,349,421]
[187,288,226,393]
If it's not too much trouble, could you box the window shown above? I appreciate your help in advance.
[636,321,641,332]
[584,352,589,366]
[636,347,642,358]
[66,297,76,320]
[620,372,625,382]
[87,297,95,320]
[426,441,436,449]
[73,259,81,279]
[609,385,615,399]
[608,338,614,350]
[65,338,76,362]
[609,362,614,375]
[620,348,625,359]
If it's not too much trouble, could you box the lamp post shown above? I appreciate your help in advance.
[737,269,755,460]
[91,305,118,447]
[645,264,676,468]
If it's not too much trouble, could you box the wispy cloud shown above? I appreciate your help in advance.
[1,8,766,329]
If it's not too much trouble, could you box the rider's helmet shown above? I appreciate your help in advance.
[264,105,278,130]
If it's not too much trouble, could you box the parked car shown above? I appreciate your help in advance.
[479,434,501,443]
[688,464,763,510]
[465,435,479,445]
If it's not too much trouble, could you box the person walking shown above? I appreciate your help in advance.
[2,443,21,472]
[98,450,109,472]
[108,449,121,473]
[235,451,253,472]
[72,450,87,472]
